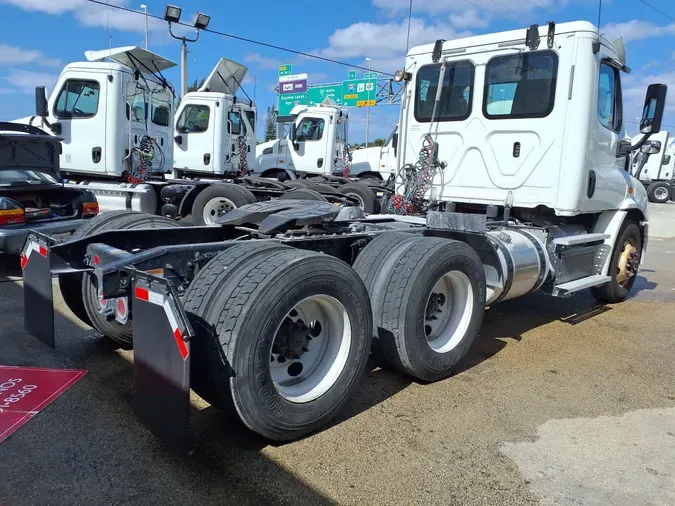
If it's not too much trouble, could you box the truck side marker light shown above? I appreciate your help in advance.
[134,286,189,360]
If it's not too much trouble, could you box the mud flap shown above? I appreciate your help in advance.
[131,273,194,453]
[21,238,54,348]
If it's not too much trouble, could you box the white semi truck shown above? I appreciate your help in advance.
[349,125,399,180]
[17,47,379,224]
[630,130,674,203]
[21,21,666,450]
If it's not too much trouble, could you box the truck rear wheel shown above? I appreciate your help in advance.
[591,220,642,303]
[192,184,257,226]
[184,245,372,441]
[646,182,672,203]
[354,235,485,382]
[338,183,376,214]
[58,210,160,326]
[74,211,184,346]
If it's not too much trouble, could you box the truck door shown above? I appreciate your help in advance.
[289,115,330,174]
[48,72,107,173]
[174,99,214,172]
[242,107,257,172]
[226,109,246,173]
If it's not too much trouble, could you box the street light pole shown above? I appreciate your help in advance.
[366,57,371,147]
[141,4,149,49]
[164,5,211,98]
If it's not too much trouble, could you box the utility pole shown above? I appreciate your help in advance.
[366,57,371,147]
[141,4,149,49]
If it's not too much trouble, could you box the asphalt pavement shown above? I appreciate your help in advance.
[1,204,674,505]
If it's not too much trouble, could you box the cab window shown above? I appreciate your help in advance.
[483,50,558,119]
[414,61,474,122]
[598,62,623,132]
[176,105,210,133]
[244,110,256,134]
[54,79,100,119]
[295,117,325,141]
[228,111,243,135]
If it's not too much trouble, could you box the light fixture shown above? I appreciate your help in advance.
[193,12,210,30]
[393,69,412,82]
[163,4,182,23]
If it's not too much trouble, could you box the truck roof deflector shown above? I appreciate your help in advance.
[84,46,177,73]
[199,58,248,95]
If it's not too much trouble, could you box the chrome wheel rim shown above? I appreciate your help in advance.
[424,271,474,353]
[270,295,351,403]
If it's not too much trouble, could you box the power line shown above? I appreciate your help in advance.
[82,0,394,75]
[636,0,675,22]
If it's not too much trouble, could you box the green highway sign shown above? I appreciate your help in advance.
[308,85,343,106]
[348,70,356,80]
[341,77,377,107]
[278,91,307,116]
[278,64,293,76]
[364,72,378,79]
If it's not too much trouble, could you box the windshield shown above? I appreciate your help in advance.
[0,169,59,186]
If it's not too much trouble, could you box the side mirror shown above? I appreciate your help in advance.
[640,140,661,155]
[288,126,297,142]
[35,86,48,118]
[640,84,668,134]
[174,135,183,146]
[663,155,672,165]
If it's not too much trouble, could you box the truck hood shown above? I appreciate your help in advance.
[199,58,248,95]
[0,123,62,183]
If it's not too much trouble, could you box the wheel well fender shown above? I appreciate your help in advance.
[178,183,210,217]
[260,168,297,180]
[593,209,647,275]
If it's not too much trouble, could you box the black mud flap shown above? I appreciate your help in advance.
[131,272,194,454]
[21,237,55,348]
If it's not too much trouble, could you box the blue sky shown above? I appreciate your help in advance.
[0,0,674,141]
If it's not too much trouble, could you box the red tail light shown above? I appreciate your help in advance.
[0,208,25,225]
[82,201,99,217]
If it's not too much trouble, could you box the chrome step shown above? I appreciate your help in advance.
[553,233,609,248]
[552,275,611,297]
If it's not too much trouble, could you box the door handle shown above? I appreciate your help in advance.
[92,147,102,164]
[204,153,211,166]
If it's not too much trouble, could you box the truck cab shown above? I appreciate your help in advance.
[349,125,398,180]
[630,131,674,203]
[16,46,176,181]
[397,21,648,217]
[173,58,257,178]
[255,103,349,179]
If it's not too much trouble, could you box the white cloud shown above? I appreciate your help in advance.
[315,18,472,74]
[622,70,675,129]
[245,53,282,70]
[0,44,63,68]
[602,20,675,44]
[3,69,58,93]
[450,9,489,29]
[0,0,195,39]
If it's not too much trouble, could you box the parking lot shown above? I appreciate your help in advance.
[1,204,674,505]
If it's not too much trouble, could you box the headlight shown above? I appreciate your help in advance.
[394,70,405,82]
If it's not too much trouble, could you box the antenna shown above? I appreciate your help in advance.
[106,2,112,52]
[596,0,603,38]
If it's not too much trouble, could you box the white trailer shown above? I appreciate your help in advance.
[21,21,667,449]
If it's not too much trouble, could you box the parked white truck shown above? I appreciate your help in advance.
[349,125,399,180]
[630,130,674,203]
[21,21,666,450]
